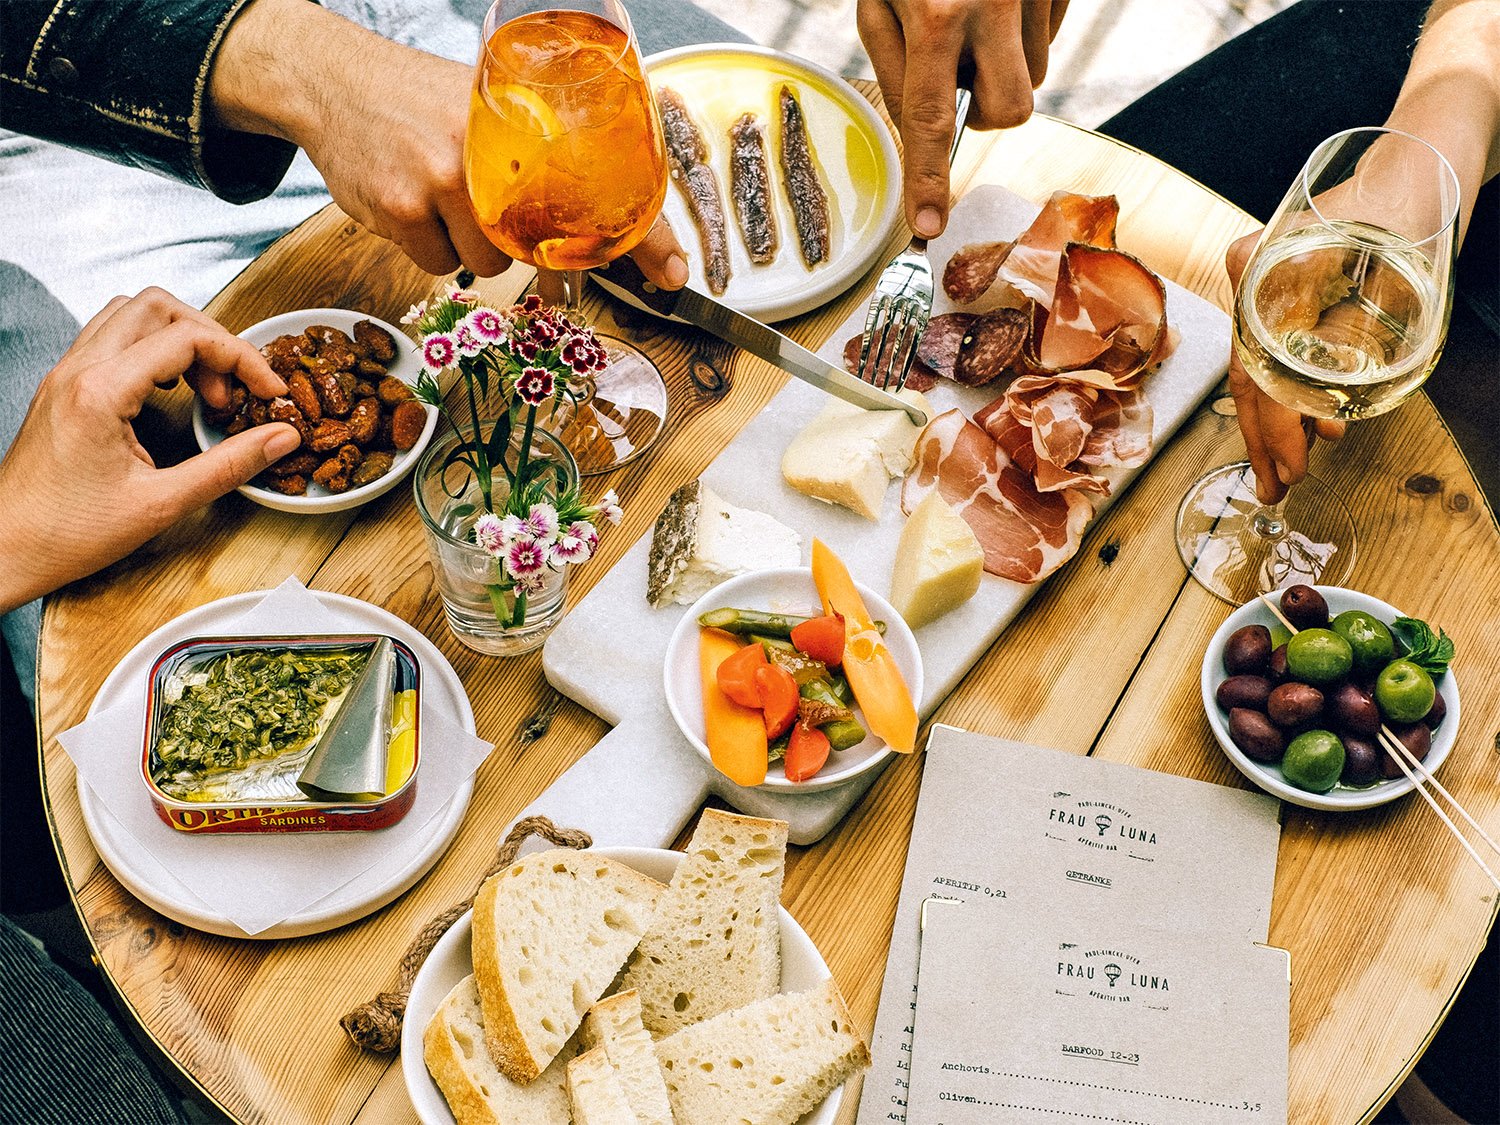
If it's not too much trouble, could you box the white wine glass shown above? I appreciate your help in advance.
[1176,127,1460,602]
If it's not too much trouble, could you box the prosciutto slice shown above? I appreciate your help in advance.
[903,409,1091,583]
[994,192,1119,309]
[1034,244,1169,386]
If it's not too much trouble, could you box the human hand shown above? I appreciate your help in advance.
[0,290,301,614]
[1224,231,1346,505]
[858,0,1069,238]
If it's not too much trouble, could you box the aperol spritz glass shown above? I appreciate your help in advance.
[468,0,670,473]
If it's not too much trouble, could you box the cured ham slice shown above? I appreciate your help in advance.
[942,240,1013,303]
[976,372,1155,496]
[903,409,1091,583]
[995,192,1119,309]
[1034,244,1169,386]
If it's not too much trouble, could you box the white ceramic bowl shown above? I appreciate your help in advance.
[1201,586,1460,812]
[192,308,437,514]
[664,567,923,792]
[401,845,844,1125]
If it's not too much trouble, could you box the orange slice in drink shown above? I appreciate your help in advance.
[489,82,564,137]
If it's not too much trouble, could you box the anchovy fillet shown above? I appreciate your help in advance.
[729,112,779,264]
[777,85,830,267]
[657,86,732,294]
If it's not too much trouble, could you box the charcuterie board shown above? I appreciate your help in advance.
[530,185,1232,845]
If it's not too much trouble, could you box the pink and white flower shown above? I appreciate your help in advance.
[549,531,593,566]
[453,321,484,357]
[505,536,549,579]
[521,503,560,543]
[596,489,624,526]
[513,571,550,595]
[466,306,508,344]
[421,332,457,372]
[566,520,599,554]
[473,512,507,555]
[515,365,555,406]
[498,512,529,543]
[445,284,481,305]
[400,300,428,326]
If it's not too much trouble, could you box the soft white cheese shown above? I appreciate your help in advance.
[889,491,984,628]
[780,389,932,521]
[653,483,802,607]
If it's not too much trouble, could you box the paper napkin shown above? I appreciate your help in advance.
[58,578,493,936]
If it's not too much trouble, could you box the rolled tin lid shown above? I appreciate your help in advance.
[296,637,395,802]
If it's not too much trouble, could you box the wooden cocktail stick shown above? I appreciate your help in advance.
[1255,591,1500,891]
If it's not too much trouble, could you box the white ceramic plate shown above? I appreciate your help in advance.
[402,845,842,1125]
[1201,586,1460,811]
[192,308,437,514]
[75,590,475,939]
[606,44,901,323]
[664,567,923,792]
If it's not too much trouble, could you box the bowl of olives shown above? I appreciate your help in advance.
[1201,585,1460,811]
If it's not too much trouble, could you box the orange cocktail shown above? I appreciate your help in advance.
[467,8,667,272]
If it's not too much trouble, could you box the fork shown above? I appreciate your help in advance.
[855,89,972,391]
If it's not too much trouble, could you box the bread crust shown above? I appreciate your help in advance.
[422,983,504,1125]
[472,850,664,1085]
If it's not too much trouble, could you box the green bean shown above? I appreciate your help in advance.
[698,607,887,636]
[799,680,866,751]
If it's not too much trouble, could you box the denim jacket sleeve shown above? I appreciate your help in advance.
[0,0,299,203]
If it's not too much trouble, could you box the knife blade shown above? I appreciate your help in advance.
[593,257,929,426]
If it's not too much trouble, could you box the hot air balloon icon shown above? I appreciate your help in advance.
[1104,963,1122,988]
[1094,813,1112,837]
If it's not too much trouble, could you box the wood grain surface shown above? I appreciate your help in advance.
[36,88,1500,1125]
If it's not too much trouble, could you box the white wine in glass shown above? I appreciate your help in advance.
[1177,127,1459,602]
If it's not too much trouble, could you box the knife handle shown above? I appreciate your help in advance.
[592,256,682,317]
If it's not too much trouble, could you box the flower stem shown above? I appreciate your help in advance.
[463,359,492,513]
[487,582,520,628]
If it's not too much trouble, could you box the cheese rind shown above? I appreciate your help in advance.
[780,389,931,521]
[889,492,984,628]
[647,482,801,606]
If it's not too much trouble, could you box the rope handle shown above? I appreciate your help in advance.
[340,815,592,1052]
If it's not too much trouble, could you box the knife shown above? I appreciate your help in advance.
[593,257,929,426]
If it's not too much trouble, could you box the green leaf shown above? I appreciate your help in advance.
[1390,615,1455,676]
[414,371,444,407]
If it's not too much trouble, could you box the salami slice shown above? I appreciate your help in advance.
[842,333,938,392]
[915,313,976,381]
[953,307,1030,386]
[942,240,1014,303]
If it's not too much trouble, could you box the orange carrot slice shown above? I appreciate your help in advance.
[699,628,769,786]
[810,539,918,753]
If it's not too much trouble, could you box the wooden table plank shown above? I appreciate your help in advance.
[35,97,1500,1125]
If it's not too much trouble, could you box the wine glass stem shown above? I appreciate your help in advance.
[548,268,598,411]
[1252,498,1289,541]
[558,269,587,313]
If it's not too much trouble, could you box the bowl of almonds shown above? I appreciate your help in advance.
[192,308,438,514]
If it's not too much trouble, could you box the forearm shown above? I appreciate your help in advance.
[207,0,413,154]
[1384,0,1500,243]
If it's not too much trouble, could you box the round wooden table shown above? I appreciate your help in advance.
[37,102,1500,1125]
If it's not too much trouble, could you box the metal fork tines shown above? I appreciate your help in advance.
[855,88,971,393]
[855,257,933,391]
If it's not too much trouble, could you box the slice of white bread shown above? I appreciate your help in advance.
[568,1045,643,1124]
[654,977,870,1125]
[621,810,787,1037]
[580,991,676,1125]
[422,975,571,1125]
[473,848,664,1083]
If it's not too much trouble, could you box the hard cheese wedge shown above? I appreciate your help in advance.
[889,492,984,628]
[810,539,918,753]
[781,389,931,520]
[699,629,769,787]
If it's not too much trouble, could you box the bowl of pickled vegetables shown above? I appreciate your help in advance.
[663,553,923,792]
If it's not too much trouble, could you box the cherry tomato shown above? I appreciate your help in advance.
[790,613,845,666]
[714,640,767,710]
[754,664,800,740]
[785,721,831,782]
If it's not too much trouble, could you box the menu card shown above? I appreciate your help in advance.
[856,726,1282,1124]
[909,899,1289,1123]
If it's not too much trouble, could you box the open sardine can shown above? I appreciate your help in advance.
[140,634,421,834]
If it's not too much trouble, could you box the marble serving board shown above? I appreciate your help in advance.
[529,186,1231,846]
